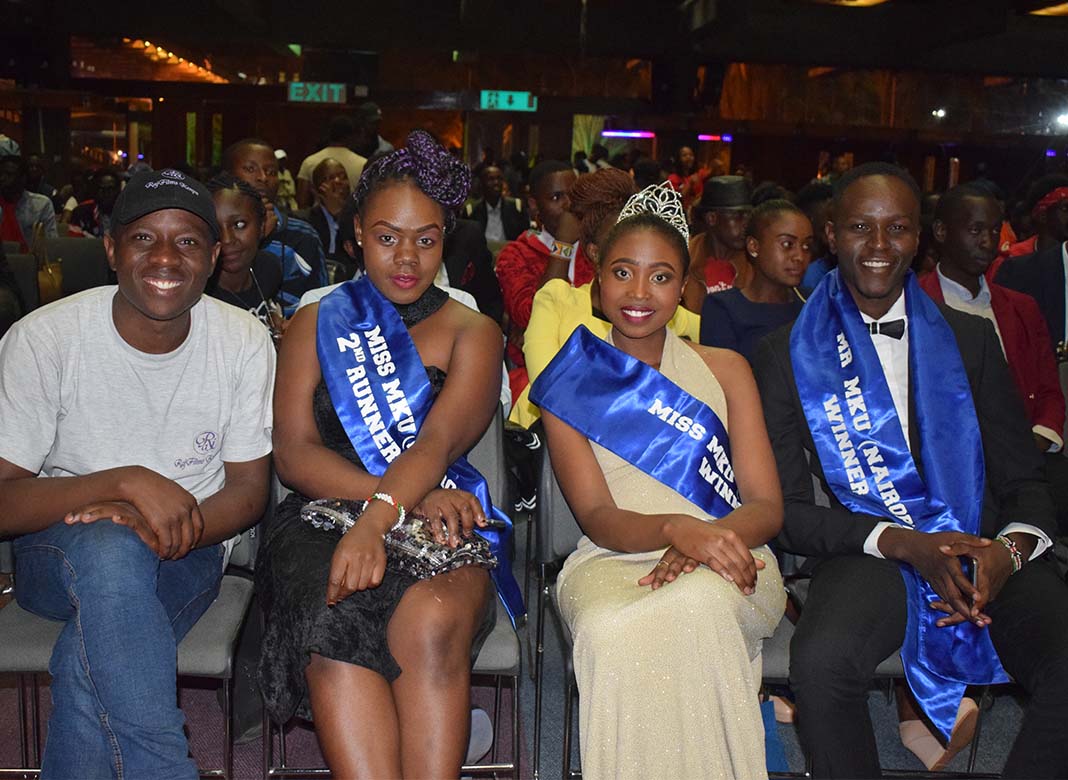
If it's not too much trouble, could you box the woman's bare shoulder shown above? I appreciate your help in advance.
[682,340,754,390]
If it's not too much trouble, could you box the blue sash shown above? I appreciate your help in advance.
[790,269,1007,740]
[530,326,741,519]
[315,276,524,625]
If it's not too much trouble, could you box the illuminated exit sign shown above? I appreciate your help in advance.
[479,90,538,112]
[287,82,347,104]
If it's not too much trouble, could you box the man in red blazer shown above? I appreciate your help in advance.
[920,184,1067,532]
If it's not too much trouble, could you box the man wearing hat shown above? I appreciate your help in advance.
[683,174,752,312]
[0,168,275,779]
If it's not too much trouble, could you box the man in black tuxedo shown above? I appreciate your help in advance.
[464,165,528,243]
[753,162,1068,779]
[995,175,1068,358]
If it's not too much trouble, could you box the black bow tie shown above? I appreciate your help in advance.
[869,319,906,339]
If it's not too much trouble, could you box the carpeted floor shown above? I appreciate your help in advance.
[0,515,1025,778]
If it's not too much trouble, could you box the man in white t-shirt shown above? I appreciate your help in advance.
[0,169,275,780]
[295,115,368,209]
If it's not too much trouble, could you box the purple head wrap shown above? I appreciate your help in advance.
[352,130,471,231]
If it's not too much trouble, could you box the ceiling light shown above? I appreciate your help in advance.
[601,130,655,139]
[806,0,892,6]
[931,108,947,118]
[1056,113,1068,127]
[1030,3,1068,15]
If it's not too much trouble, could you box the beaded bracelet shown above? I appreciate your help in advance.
[367,492,406,525]
[996,535,1023,574]
[551,240,577,260]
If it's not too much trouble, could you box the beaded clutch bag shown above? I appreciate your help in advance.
[300,498,497,579]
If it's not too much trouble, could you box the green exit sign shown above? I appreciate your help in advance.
[479,90,538,112]
[287,82,347,104]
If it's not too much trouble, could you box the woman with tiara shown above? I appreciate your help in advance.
[510,167,700,428]
[257,131,521,778]
[530,182,785,779]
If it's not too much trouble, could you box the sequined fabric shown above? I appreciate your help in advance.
[556,330,786,780]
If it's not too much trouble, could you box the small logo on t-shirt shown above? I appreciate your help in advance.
[194,431,218,455]
[162,169,185,180]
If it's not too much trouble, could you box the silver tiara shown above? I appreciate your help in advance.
[615,181,689,244]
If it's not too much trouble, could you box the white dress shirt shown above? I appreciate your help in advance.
[484,199,506,243]
[936,266,1004,354]
[858,291,1050,560]
[1061,242,1068,345]
[937,264,1062,452]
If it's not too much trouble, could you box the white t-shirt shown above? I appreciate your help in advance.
[0,288,276,556]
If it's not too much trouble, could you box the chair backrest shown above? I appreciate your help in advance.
[6,253,38,312]
[43,237,110,296]
[467,403,508,509]
[535,444,583,566]
[226,522,260,572]
[2,241,17,256]
[487,240,508,267]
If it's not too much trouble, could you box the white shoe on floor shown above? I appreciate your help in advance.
[465,707,494,765]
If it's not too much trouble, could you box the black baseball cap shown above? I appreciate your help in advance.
[111,168,220,240]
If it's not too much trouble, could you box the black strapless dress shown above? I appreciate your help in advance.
[256,286,494,723]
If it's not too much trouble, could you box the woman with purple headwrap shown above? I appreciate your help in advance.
[257,131,506,777]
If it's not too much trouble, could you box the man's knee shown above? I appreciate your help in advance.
[58,520,159,591]
[789,623,880,698]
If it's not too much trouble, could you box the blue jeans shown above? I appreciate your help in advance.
[14,520,223,780]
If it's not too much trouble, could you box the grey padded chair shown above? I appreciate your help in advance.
[262,405,523,778]
[530,444,582,779]
[41,237,110,297]
[0,531,258,780]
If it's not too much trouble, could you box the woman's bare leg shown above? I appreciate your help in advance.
[387,566,493,779]
[305,653,402,779]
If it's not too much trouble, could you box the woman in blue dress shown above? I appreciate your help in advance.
[699,199,813,362]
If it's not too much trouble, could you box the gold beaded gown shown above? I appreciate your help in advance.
[555,330,786,780]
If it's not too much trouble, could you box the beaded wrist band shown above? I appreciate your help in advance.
[367,492,406,525]
[996,535,1023,574]
[551,240,577,260]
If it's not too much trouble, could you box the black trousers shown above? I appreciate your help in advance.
[789,554,1068,779]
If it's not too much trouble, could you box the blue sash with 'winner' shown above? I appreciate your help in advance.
[316,277,524,625]
[791,269,1008,740]
[530,326,741,519]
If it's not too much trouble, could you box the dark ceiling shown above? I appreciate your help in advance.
[6,0,1068,78]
